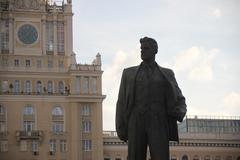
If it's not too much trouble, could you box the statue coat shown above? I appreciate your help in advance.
[116,64,187,142]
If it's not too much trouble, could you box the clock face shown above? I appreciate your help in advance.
[18,24,38,45]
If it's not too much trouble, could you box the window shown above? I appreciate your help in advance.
[24,80,31,94]
[32,141,38,151]
[182,155,188,160]
[2,81,8,93]
[48,81,53,94]
[20,140,27,151]
[13,80,20,94]
[36,81,42,94]
[46,21,54,53]
[0,105,6,134]
[82,121,91,133]
[82,77,89,94]
[52,106,63,115]
[0,122,6,132]
[0,19,9,52]
[36,59,42,68]
[48,60,53,68]
[59,81,64,94]
[60,140,67,152]
[0,140,8,152]
[76,76,81,94]
[14,59,19,67]
[23,121,34,131]
[82,104,91,116]
[83,140,91,151]
[0,105,5,115]
[52,106,64,134]
[24,105,34,115]
[59,60,64,69]
[52,122,64,133]
[26,60,31,67]
[92,77,97,94]
[57,22,64,53]
[49,139,56,152]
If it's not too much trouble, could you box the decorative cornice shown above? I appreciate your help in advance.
[103,141,240,148]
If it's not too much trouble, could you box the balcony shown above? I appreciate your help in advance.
[16,130,44,142]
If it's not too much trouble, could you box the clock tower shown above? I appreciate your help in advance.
[0,1,105,160]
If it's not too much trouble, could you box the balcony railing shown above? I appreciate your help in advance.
[0,91,69,96]
[16,130,44,141]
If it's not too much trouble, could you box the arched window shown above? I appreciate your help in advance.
[13,80,20,94]
[24,104,34,115]
[48,81,53,94]
[23,104,35,132]
[58,81,64,95]
[52,106,63,115]
[24,80,31,94]
[36,81,42,94]
[182,155,188,160]
[52,106,64,133]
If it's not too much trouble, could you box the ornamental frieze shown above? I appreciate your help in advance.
[13,0,42,10]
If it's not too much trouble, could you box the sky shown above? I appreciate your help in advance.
[71,0,240,130]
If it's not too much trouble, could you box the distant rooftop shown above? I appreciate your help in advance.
[0,0,71,12]
[179,115,240,134]
[186,115,240,120]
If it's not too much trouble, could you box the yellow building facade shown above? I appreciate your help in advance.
[0,0,105,160]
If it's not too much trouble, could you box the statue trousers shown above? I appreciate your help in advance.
[127,104,169,160]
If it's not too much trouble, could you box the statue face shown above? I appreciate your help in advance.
[140,42,156,62]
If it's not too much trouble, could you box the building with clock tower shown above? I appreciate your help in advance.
[0,0,105,160]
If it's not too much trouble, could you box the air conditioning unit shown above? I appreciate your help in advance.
[33,151,38,155]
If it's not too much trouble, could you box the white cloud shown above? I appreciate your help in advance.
[173,47,201,72]
[172,47,219,82]
[223,92,240,111]
[102,49,141,130]
[212,8,222,18]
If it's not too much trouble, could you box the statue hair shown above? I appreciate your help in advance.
[140,37,158,53]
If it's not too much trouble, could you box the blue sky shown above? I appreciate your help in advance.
[72,0,240,130]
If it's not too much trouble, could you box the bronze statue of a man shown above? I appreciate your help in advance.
[116,37,187,160]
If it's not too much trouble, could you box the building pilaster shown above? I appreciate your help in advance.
[41,17,46,55]
[9,17,14,54]
[53,17,57,55]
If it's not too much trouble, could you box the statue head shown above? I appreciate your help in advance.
[140,37,158,62]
